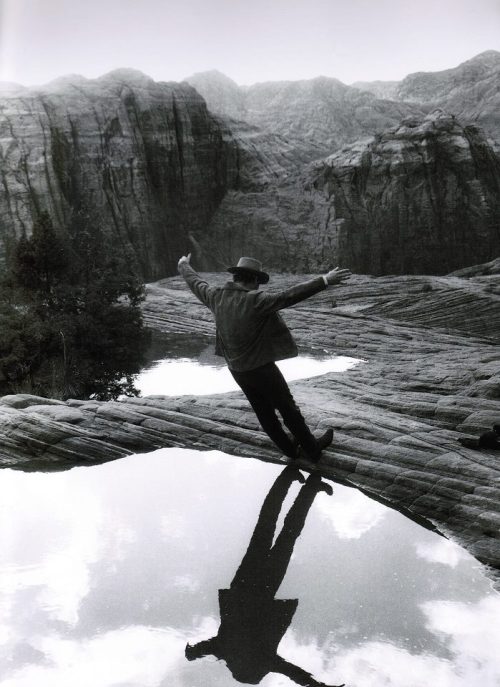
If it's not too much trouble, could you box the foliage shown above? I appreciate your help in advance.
[0,209,150,400]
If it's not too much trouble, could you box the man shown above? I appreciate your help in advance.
[178,254,351,461]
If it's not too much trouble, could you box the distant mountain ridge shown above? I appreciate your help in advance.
[1,53,499,280]
[186,71,423,157]
[186,51,500,152]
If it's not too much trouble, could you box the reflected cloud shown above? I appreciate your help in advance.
[2,626,187,687]
[415,539,469,568]
[2,449,499,687]
[269,629,344,686]
[316,486,386,539]
[173,575,200,593]
[327,594,500,687]
[160,512,189,541]
[0,470,103,627]
[422,595,500,684]
[334,641,452,687]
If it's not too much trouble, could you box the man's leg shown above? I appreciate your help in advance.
[230,367,297,458]
[263,363,320,455]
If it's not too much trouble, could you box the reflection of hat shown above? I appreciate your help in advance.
[227,257,269,284]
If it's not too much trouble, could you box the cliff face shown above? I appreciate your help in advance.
[0,70,238,280]
[357,51,500,148]
[2,57,500,281]
[197,112,500,275]
[185,72,423,158]
[314,111,500,275]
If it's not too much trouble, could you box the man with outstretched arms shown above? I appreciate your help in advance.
[178,254,351,461]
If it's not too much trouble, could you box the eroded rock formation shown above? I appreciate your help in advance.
[186,71,423,157]
[0,70,238,279]
[195,111,500,275]
[354,51,500,148]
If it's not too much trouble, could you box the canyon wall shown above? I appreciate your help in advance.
[354,51,500,149]
[196,112,500,275]
[1,53,500,280]
[186,70,423,158]
[0,70,238,280]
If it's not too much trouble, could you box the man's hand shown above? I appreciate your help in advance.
[178,253,192,268]
[324,267,351,285]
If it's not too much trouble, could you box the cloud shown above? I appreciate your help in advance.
[2,626,186,687]
[0,470,104,628]
[421,595,500,685]
[315,487,386,539]
[270,592,500,687]
[415,539,469,568]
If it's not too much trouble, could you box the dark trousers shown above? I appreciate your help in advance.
[230,362,318,457]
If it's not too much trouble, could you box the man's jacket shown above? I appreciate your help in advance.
[178,263,326,371]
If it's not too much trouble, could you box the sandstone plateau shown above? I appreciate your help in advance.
[1,267,499,589]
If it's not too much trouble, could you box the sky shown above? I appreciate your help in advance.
[0,0,499,87]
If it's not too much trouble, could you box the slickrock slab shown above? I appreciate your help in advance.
[1,272,500,588]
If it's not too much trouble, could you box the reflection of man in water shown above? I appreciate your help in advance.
[178,254,351,461]
[185,466,345,687]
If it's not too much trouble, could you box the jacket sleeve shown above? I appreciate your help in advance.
[272,655,344,686]
[178,262,214,308]
[254,277,326,313]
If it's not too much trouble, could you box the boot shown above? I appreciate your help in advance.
[304,428,334,462]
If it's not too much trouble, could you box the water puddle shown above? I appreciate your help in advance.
[1,449,499,686]
[136,332,361,396]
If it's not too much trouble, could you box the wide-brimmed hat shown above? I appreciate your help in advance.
[227,256,269,284]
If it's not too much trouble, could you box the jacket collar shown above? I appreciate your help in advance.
[223,281,255,292]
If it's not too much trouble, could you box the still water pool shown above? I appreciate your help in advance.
[135,332,361,396]
[1,348,499,687]
[1,451,499,687]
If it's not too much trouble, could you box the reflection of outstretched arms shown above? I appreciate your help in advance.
[273,655,345,687]
[185,637,220,661]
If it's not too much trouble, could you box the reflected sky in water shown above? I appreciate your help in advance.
[136,332,360,396]
[1,449,499,687]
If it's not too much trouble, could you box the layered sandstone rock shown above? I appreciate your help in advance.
[196,111,500,275]
[1,270,499,585]
[0,70,238,279]
[355,51,500,148]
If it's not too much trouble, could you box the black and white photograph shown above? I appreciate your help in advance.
[1,1,499,685]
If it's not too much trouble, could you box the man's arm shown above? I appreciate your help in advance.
[272,655,345,687]
[255,267,352,313]
[177,254,214,307]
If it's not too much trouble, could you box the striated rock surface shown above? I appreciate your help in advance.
[311,111,500,274]
[195,111,500,275]
[0,70,239,279]
[1,269,499,586]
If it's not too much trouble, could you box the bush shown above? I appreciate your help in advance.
[0,209,150,400]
